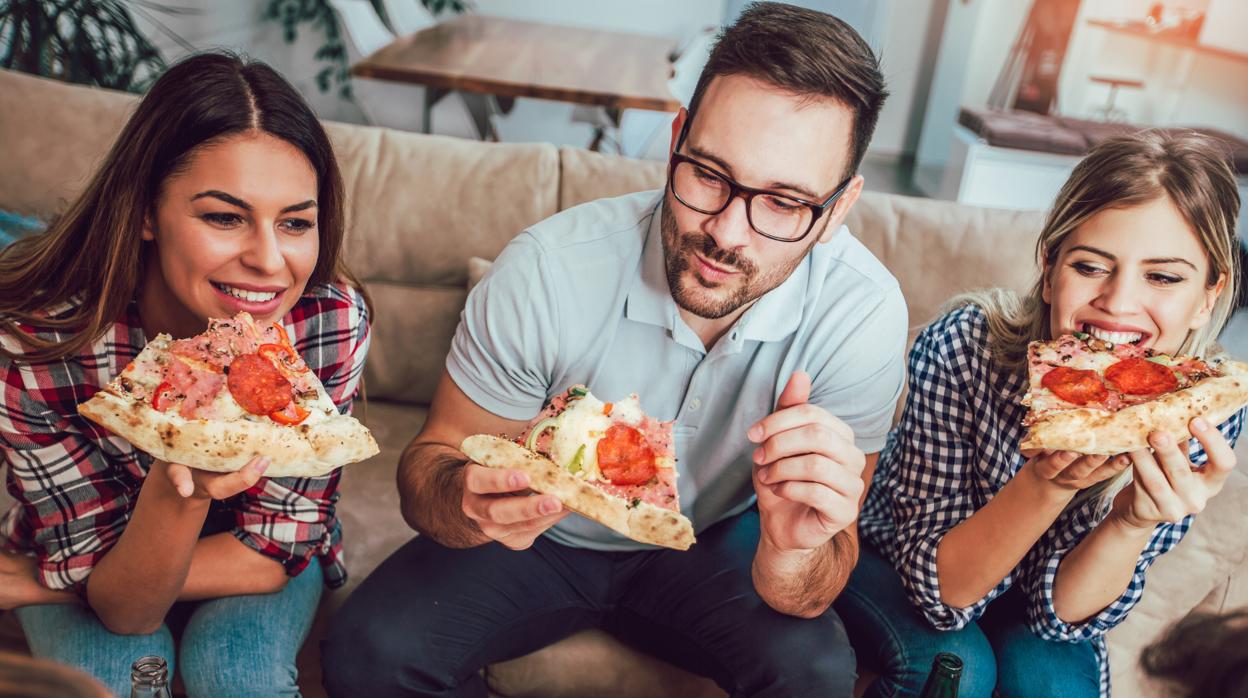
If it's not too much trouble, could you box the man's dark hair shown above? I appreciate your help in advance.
[686,1,888,179]
[1139,610,1248,697]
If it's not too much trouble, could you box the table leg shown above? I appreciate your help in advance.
[423,88,448,134]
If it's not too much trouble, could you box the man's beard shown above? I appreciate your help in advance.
[660,199,812,320]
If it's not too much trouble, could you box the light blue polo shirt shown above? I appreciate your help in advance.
[448,190,907,550]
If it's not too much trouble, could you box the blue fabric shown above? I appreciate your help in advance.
[857,304,1246,696]
[447,189,907,550]
[836,542,1101,698]
[0,210,44,248]
[323,508,856,698]
[14,557,323,698]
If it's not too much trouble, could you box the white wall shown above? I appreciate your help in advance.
[132,0,366,123]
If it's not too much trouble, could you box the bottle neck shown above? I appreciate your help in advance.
[130,655,171,698]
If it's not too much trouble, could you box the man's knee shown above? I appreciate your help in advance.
[739,610,857,697]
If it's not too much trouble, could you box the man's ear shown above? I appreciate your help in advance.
[668,108,687,159]
[817,174,864,244]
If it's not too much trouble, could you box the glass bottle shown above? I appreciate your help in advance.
[918,651,963,698]
[130,655,172,698]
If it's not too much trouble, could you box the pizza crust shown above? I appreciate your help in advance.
[1021,360,1248,454]
[460,434,696,551]
[78,390,378,478]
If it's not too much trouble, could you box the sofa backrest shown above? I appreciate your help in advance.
[0,68,1046,409]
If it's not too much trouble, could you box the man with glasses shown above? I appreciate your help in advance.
[325,3,904,696]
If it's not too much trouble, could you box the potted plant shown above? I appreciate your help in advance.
[0,0,192,92]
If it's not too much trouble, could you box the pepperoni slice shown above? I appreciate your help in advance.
[227,353,293,415]
[1105,357,1179,396]
[1041,366,1108,406]
[596,424,658,486]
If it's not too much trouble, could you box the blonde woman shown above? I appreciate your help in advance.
[838,131,1242,698]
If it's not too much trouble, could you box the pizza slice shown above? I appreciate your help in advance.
[461,385,696,550]
[1021,332,1248,454]
[77,311,378,477]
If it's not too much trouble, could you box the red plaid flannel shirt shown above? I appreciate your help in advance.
[1,282,370,591]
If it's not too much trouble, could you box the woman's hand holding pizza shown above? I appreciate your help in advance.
[1023,450,1131,492]
[159,456,271,501]
[461,463,568,550]
[749,372,866,552]
[1110,418,1238,530]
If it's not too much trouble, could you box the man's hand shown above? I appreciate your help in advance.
[160,456,270,501]
[749,371,865,553]
[461,464,569,550]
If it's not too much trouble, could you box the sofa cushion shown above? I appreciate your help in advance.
[362,282,466,405]
[558,146,666,211]
[0,70,137,218]
[331,124,560,287]
[958,107,1088,155]
[845,191,1045,339]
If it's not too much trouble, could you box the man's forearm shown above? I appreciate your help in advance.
[398,441,490,548]
[752,527,858,618]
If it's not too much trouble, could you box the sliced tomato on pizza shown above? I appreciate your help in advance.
[1021,332,1248,454]
[461,385,695,550]
[78,311,378,477]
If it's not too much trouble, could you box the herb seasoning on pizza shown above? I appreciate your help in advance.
[78,311,378,477]
[461,385,696,550]
[1021,332,1248,454]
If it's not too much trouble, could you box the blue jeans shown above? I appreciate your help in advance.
[323,508,856,698]
[15,557,323,698]
[834,542,1100,698]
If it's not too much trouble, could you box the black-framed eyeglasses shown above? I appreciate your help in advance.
[667,119,853,243]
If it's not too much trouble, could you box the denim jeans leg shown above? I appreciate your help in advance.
[14,602,176,697]
[177,557,324,698]
[834,542,997,698]
[978,590,1100,698]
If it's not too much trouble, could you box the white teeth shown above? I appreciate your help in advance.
[1084,324,1143,345]
[215,283,278,303]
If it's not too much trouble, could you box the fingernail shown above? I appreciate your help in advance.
[540,498,560,515]
[757,467,769,484]
[748,425,764,442]
[1154,433,1171,446]
[256,457,270,474]
[509,473,524,489]
[1192,418,1208,432]
[753,447,765,464]
[178,483,193,498]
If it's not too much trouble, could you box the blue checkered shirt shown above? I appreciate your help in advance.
[858,304,1245,697]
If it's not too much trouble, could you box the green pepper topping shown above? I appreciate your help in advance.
[569,386,588,398]
[566,444,586,474]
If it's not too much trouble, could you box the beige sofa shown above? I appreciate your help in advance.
[1,68,1245,698]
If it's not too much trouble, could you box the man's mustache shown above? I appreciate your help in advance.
[679,232,756,275]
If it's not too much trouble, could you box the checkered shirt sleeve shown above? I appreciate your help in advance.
[882,310,1013,630]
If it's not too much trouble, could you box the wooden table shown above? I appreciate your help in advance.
[352,14,681,138]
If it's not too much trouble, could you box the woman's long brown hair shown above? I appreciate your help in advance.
[0,52,371,363]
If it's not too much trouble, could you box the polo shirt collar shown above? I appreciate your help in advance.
[625,202,677,331]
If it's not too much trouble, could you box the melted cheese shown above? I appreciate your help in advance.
[548,393,646,482]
